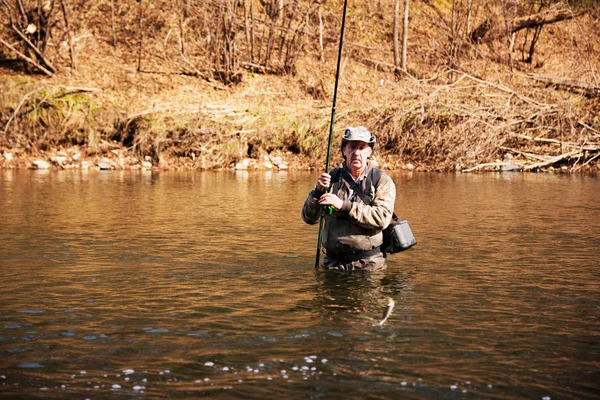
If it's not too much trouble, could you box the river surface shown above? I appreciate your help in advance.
[0,169,598,399]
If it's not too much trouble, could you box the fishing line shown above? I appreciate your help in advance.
[314,0,349,269]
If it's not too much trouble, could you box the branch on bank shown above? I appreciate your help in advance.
[498,146,548,161]
[0,38,54,76]
[525,74,600,98]
[499,134,600,171]
[511,4,584,34]
[572,153,600,172]
[462,149,593,172]
[510,133,600,152]
[3,86,101,134]
[471,2,586,43]
[522,150,583,171]
[10,25,57,74]
[578,120,600,138]
[461,161,522,173]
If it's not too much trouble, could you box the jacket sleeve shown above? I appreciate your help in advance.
[302,190,321,225]
[348,173,395,230]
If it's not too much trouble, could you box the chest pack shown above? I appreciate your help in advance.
[328,167,416,254]
[328,167,381,203]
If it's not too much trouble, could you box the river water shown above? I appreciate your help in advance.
[0,169,598,399]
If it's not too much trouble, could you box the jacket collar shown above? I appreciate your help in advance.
[343,161,372,183]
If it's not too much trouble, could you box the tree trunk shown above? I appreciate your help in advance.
[278,0,283,22]
[318,0,324,62]
[178,0,185,54]
[111,0,116,46]
[244,0,252,62]
[465,0,473,38]
[59,0,76,70]
[401,0,409,72]
[137,0,144,72]
[393,0,400,70]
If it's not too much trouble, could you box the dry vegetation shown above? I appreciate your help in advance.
[0,0,599,172]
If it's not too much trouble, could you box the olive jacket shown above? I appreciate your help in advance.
[302,163,396,258]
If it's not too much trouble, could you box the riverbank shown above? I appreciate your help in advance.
[1,1,599,173]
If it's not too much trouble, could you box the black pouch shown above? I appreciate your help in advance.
[382,218,416,254]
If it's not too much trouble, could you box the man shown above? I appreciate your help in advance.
[302,126,396,271]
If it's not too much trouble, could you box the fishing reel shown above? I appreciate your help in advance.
[322,205,334,215]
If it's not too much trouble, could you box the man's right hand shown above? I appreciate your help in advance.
[316,173,331,192]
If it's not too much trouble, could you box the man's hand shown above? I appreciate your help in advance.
[316,173,331,191]
[318,193,344,211]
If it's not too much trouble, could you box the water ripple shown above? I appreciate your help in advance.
[0,171,598,399]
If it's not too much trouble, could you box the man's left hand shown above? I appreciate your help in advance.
[318,193,344,211]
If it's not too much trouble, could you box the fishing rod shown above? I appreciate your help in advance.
[314,0,349,269]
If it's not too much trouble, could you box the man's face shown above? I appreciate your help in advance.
[343,141,372,172]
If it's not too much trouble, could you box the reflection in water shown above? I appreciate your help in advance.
[312,270,412,323]
[0,169,598,399]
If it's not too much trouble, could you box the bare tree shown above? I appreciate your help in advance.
[110,0,116,46]
[402,0,409,72]
[393,0,400,70]
[318,0,324,62]
[137,0,144,72]
[465,0,473,37]
[58,0,75,69]
[393,0,409,73]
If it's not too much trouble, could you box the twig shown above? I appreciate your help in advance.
[3,87,43,134]
[498,146,549,161]
[56,86,102,93]
[0,0,15,21]
[15,0,27,26]
[137,67,225,90]
[570,7,598,86]
[578,120,600,137]
[177,49,225,90]
[571,153,600,172]
[10,25,56,73]
[511,133,599,151]
[3,85,101,134]
[451,69,550,108]
[0,38,53,76]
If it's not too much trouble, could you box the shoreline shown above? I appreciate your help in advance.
[2,146,597,174]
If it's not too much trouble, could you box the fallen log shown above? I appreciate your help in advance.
[462,161,523,173]
[525,74,600,98]
[471,2,585,43]
[522,150,582,171]
[511,4,583,34]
